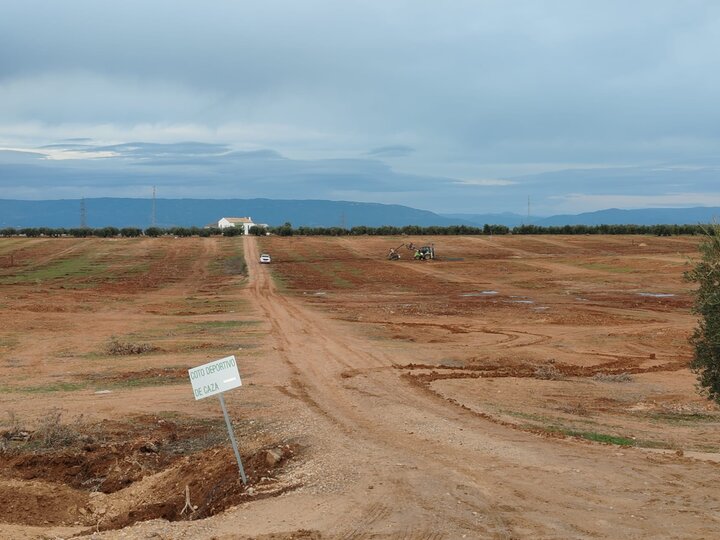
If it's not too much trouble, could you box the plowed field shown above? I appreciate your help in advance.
[1,234,719,539]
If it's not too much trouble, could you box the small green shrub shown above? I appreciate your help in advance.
[34,408,84,449]
[534,364,564,380]
[106,336,157,355]
[593,372,634,383]
[686,223,720,404]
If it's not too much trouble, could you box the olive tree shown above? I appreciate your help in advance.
[686,224,720,403]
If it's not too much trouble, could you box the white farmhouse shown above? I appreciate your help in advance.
[217,217,256,234]
[217,217,270,234]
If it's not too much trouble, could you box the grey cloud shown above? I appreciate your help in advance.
[1,2,720,212]
[3,141,719,216]
[366,146,415,158]
[0,142,452,200]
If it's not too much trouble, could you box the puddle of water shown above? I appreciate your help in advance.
[508,300,534,304]
[638,292,675,298]
[461,290,498,297]
[533,306,550,311]
[304,291,327,296]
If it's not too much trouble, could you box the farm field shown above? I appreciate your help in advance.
[1,234,719,539]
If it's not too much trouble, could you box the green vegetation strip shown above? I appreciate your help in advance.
[210,238,246,276]
[647,412,720,425]
[182,320,259,332]
[0,255,108,284]
[0,382,88,394]
[0,372,188,393]
[538,425,670,448]
[579,262,635,274]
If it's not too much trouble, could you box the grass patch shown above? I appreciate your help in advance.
[695,444,720,453]
[0,336,19,350]
[332,276,353,288]
[533,364,564,380]
[270,272,289,291]
[579,263,636,274]
[505,410,549,423]
[544,425,637,446]
[178,297,248,314]
[105,376,187,390]
[346,267,364,278]
[1,368,190,394]
[183,320,259,332]
[121,260,151,275]
[0,255,107,284]
[313,261,353,289]
[223,256,247,275]
[169,340,257,353]
[504,408,599,427]
[509,280,547,290]
[210,238,246,277]
[0,382,87,394]
[592,372,634,383]
[129,320,258,338]
[647,412,720,425]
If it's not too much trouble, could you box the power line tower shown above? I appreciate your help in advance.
[527,196,531,224]
[80,198,87,228]
[151,186,157,227]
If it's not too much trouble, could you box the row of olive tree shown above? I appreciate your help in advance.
[264,222,707,237]
[513,223,705,236]
[2,222,713,238]
[265,223,505,236]
[0,226,242,238]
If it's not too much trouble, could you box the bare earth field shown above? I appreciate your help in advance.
[1,234,719,539]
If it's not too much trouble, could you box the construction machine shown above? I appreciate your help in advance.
[387,243,405,260]
[413,244,436,260]
[387,242,436,261]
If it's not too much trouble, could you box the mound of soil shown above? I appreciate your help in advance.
[0,415,300,531]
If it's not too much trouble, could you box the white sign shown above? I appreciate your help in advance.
[188,355,242,400]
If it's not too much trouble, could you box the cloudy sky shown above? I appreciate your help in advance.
[1,0,720,215]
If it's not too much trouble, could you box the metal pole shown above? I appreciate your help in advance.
[218,392,247,485]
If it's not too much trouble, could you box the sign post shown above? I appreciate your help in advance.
[188,355,247,484]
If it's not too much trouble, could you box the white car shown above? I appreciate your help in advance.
[259,253,272,264]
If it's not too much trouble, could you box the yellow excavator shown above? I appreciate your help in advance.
[387,243,436,261]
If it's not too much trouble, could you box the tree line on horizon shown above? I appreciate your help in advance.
[0,222,712,238]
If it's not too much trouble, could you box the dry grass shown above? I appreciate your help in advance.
[33,408,85,449]
[106,336,158,356]
[592,372,634,383]
[534,364,564,380]
[0,410,27,452]
[1,408,87,452]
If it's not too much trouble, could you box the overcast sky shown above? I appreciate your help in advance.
[1,0,720,215]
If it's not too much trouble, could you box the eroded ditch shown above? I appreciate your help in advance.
[0,413,301,532]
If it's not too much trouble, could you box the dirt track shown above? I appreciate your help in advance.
[1,234,720,538]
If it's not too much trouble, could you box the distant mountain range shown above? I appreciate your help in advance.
[0,198,472,229]
[445,207,720,227]
[1,198,719,229]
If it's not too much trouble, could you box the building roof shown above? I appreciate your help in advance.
[221,217,253,223]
